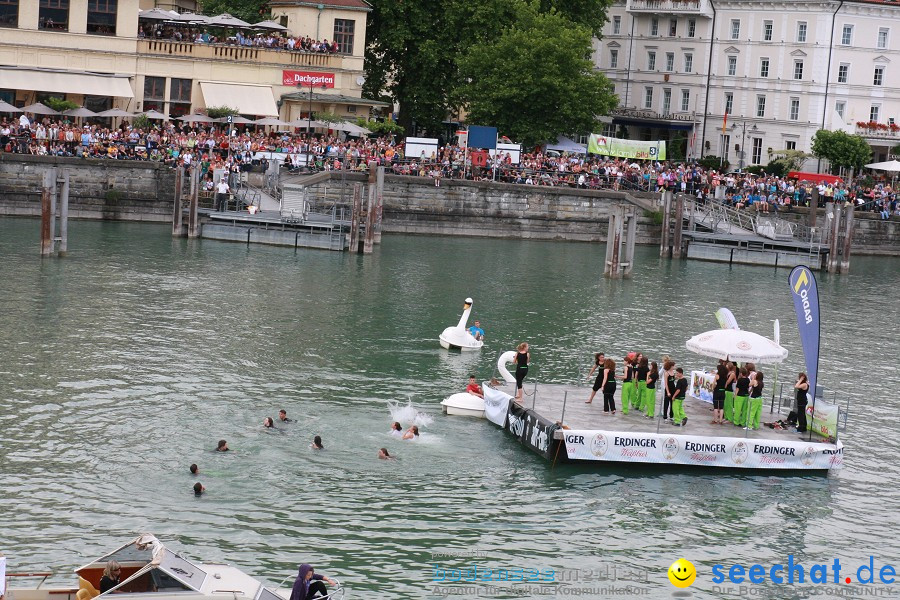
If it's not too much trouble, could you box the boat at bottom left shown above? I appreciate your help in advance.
[4,534,345,600]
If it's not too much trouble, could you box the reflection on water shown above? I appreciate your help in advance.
[0,219,897,599]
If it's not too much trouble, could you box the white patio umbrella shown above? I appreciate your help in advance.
[138,8,175,20]
[208,13,251,28]
[168,12,209,24]
[21,102,59,115]
[179,114,217,123]
[864,159,900,172]
[290,119,327,129]
[215,115,254,124]
[253,117,292,126]
[141,109,169,120]
[97,108,135,118]
[252,20,288,31]
[0,100,22,113]
[63,107,98,117]
[685,329,788,364]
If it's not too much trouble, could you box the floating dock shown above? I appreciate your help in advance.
[200,209,352,251]
[485,382,843,472]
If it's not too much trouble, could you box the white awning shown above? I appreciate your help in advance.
[0,68,134,98]
[199,82,278,117]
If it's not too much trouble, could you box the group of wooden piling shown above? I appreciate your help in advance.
[40,167,70,257]
[348,162,384,254]
[604,204,638,278]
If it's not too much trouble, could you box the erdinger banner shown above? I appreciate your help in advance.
[789,266,820,405]
[483,384,511,427]
[587,134,666,160]
[563,430,843,470]
[505,401,559,460]
[282,70,335,88]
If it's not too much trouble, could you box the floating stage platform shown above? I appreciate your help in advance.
[199,209,352,251]
[483,382,843,473]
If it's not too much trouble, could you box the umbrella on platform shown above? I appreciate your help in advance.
[63,107,98,118]
[290,119,327,129]
[97,108,135,118]
[21,102,59,115]
[864,160,900,172]
[252,20,287,31]
[138,8,176,21]
[168,12,209,24]
[141,109,169,120]
[0,100,22,113]
[686,329,788,364]
[215,115,254,124]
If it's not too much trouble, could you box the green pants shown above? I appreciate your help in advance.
[733,395,748,427]
[644,386,655,417]
[636,381,647,411]
[673,397,685,423]
[747,397,762,429]
[621,382,635,414]
[724,391,734,423]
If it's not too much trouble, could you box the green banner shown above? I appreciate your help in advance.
[587,134,666,160]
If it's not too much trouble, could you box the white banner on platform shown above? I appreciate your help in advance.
[689,370,714,403]
[483,384,512,427]
[0,556,6,596]
[563,430,843,470]
[812,401,839,438]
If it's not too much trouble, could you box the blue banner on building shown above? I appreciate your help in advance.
[788,266,820,404]
[467,126,498,150]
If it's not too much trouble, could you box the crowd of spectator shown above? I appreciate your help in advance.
[2,113,898,217]
[140,24,342,53]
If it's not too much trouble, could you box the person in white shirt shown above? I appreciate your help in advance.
[215,178,230,211]
[19,113,30,129]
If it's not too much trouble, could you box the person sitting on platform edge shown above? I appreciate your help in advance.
[289,564,337,600]
[468,320,484,341]
[466,375,484,398]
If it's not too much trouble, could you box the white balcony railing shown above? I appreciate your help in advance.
[628,0,703,12]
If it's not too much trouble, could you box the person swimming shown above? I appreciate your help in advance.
[310,435,324,450]
[263,417,275,428]
[216,440,229,452]
[378,448,394,460]
[390,422,403,437]
[279,409,293,423]
[193,482,205,496]
[189,464,198,475]
[402,425,419,440]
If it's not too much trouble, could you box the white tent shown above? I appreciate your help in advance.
[864,160,900,172]
[546,136,587,154]
[686,329,788,364]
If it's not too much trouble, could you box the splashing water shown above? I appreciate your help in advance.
[388,399,434,428]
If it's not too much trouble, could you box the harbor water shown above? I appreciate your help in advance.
[0,218,897,599]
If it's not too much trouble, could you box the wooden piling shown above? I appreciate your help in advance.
[827,203,842,273]
[672,193,684,258]
[188,167,200,238]
[374,166,385,244]
[624,207,637,277]
[349,183,362,252]
[49,167,58,252]
[808,189,819,229]
[840,205,854,274]
[604,205,624,278]
[59,170,69,255]
[40,168,54,256]
[659,191,671,257]
[363,163,377,254]
[172,167,184,236]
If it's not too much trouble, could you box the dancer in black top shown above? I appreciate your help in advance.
[514,342,530,403]
[585,352,605,404]
[601,358,617,414]
[662,360,676,422]
[794,373,809,433]
[712,363,728,424]
[644,361,659,418]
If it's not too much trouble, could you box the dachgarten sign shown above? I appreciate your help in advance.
[282,70,335,88]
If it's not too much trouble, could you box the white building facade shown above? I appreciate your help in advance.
[595,0,900,167]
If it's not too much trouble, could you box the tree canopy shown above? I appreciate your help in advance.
[364,0,615,143]
[810,129,872,174]
[198,0,269,24]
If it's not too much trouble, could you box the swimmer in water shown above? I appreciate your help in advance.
[310,435,324,450]
[278,409,293,423]
[216,440,229,452]
[390,422,403,437]
[402,425,419,440]
[193,482,205,496]
[378,448,394,460]
[263,417,275,428]
[190,464,198,475]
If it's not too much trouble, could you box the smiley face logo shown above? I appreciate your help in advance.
[668,558,696,588]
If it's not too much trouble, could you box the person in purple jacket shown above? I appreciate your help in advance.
[289,564,336,600]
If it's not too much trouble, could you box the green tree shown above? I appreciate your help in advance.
[768,149,810,173]
[43,97,79,112]
[205,105,239,118]
[810,129,872,174]
[457,7,616,148]
[198,0,268,23]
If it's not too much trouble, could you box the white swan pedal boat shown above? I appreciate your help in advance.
[441,351,517,418]
[438,297,484,351]
[4,534,345,600]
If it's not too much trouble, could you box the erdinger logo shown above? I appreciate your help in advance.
[801,446,816,466]
[590,433,608,457]
[661,437,679,461]
[737,341,752,351]
[791,267,814,324]
[732,441,749,465]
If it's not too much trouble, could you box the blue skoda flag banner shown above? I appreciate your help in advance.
[788,266,820,406]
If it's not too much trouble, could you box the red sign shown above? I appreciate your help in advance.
[282,70,335,88]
